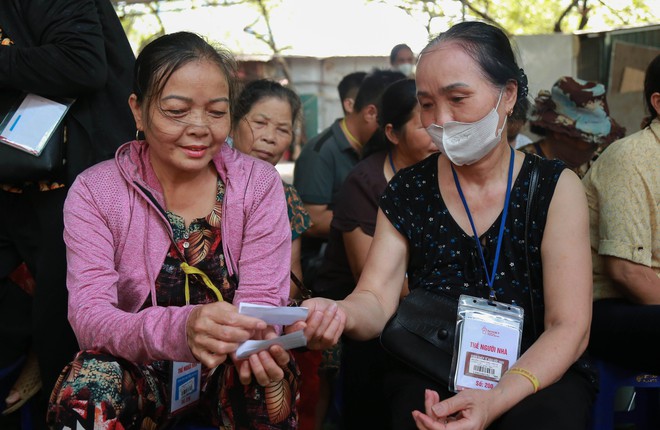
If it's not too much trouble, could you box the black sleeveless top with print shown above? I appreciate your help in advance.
[380,152,567,350]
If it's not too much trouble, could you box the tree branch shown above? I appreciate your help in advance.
[147,2,166,37]
[553,0,580,33]
[457,0,507,33]
[245,0,293,85]
[596,0,627,25]
[578,0,589,30]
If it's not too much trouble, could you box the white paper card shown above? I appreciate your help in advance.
[236,329,307,359]
[0,94,72,155]
[238,302,308,326]
[169,361,201,414]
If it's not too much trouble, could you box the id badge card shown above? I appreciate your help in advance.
[449,294,524,392]
[169,361,202,415]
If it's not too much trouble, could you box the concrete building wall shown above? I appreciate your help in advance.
[286,33,579,139]
[514,33,579,101]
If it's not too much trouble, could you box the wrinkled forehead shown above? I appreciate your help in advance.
[149,58,229,101]
[247,96,294,122]
[417,40,471,65]
[415,42,487,88]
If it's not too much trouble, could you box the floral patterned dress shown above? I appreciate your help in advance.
[283,181,311,242]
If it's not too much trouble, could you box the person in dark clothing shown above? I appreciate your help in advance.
[314,78,437,429]
[293,69,405,428]
[0,1,135,427]
[293,69,405,296]
[295,21,595,430]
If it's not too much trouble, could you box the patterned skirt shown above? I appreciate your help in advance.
[46,350,300,430]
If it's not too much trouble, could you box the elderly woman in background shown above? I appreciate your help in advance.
[231,79,311,302]
[231,78,320,430]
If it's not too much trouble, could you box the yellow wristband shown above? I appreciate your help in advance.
[508,367,539,393]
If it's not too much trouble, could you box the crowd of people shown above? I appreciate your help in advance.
[0,2,658,430]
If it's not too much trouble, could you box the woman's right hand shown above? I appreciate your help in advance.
[286,297,346,350]
[186,301,267,368]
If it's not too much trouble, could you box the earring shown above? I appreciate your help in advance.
[507,109,514,117]
[135,129,141,141]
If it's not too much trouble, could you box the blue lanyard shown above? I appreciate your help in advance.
[450,146,514,301]
[389,149,397,175]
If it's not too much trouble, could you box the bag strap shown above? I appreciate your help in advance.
[289,271,313,306]
[525,155,541,338]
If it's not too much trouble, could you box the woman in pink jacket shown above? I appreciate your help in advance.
[47,32,299,430]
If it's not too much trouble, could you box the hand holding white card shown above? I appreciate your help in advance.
[238,302,308,326]
[235,330,307,359]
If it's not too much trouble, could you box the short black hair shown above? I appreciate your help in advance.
[643,54,660,128]
[363,78,418,159]
[353,69,406,113]
[337,71,367,103]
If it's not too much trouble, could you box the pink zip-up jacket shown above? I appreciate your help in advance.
[63,140,291,363]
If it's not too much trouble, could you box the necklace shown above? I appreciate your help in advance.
[340,118,362,149]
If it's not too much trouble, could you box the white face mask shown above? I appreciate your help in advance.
[426,89,507,166]
[394,63,414,77]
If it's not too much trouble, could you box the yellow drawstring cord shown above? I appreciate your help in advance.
[180,262,224,305]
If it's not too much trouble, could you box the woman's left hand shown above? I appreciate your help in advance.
[412,389,495,430]
[232,326,291,386]
[285,297,346,350]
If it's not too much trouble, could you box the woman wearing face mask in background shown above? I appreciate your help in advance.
[390,43,415,78]
[291,21,596,430]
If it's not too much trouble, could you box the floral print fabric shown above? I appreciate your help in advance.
[283,181,311,241]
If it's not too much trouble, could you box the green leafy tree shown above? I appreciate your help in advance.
[113,0,293,83]
[368,0,655,35]
[114,1,170,50]
[240,0,294,84]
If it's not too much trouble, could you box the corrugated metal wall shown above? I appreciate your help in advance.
[578,24,660,84]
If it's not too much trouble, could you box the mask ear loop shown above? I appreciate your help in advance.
[494,87,508,137]
[495,87,505,109]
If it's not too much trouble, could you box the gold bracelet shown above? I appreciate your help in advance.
[507,367,539,393]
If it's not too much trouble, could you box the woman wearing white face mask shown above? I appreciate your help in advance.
[390,43,416,77]
[290,21,596,430]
